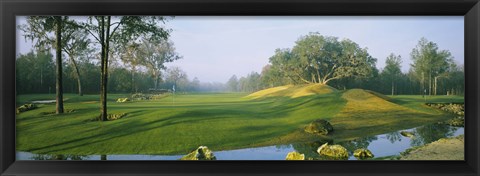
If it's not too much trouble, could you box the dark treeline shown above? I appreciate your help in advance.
[16,51,211,94]
[226,33,464,96]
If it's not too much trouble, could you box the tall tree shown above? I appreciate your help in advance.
[139,38,181,90]
[269,32,376,85]
[410,38,453,95]
[77,16,170,121]
[54,16,64,113]
[20,16,66,114]
[165,66,187,90]
[227,75,239,92]
[62,26,90,96]
[119,42,143,93]
[382,53,402,95]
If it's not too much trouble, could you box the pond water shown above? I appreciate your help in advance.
[16,122,464,160]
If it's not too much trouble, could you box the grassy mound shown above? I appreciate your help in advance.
[329,89,452,141]
[247,83,336,99]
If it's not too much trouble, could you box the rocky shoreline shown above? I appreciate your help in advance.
[398,135,464,160]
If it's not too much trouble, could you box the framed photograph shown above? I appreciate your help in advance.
[1,0,479,175]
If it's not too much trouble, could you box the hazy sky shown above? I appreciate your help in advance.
[17,16,464,83]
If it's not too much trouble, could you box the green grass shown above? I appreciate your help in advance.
[16,86,461,155]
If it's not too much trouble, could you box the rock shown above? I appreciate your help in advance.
[180,146,216,160]
[16,104,36,114]
[116,98,129,103]
[446,117,464,127]
[400,131,415,138]
[285,151,305,160]
[304,119,333,135]
[131,93,151,100]
[353,148,374,159]
[317,143,349,159]
[107,113,126,120]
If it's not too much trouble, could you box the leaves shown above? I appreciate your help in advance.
[269,33,376,85]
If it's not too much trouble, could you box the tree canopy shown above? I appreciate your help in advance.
[269,32,377,85]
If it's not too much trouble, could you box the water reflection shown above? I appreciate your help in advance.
[385,132,402,143]
[410,122,457,147]
[30,154,89,160]
[17,122,463,160]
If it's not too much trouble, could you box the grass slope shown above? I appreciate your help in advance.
[16,90,345,155]
[16,85,461,155]
[246,83,336,99]
[329,89,456,141]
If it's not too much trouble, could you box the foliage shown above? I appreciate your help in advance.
[269,32,377,85]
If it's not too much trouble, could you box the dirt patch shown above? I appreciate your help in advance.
[400,135,464,160]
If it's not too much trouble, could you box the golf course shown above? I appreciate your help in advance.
[16,84,462,156]
[16,16,464,160]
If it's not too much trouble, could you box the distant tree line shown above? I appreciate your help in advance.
[226,33,464,96]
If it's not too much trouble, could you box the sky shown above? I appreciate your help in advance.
[17,16,464,83]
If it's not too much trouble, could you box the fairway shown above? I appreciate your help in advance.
[16,84,461,155]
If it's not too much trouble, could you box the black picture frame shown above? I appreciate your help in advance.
[1,0,479,175]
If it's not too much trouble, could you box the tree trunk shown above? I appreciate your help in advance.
[100,16,110,121]
[69,55,83,96]
[391,80,394,96]
[154,73,159,90]
[131,67,135,93]
[104,16,111,119]
[55,16,64,114]
[428,71,432,96]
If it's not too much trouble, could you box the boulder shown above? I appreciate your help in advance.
[16,104,37,114]
[107,113,127,120]
[353,148,374,159]
[447,116,464,127]
[285,151,305,160]
[180,146,216,160]
[317,143,349,159]
[116,98,129,103]
[304,119,333,135]
[400,131,415,138]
